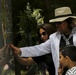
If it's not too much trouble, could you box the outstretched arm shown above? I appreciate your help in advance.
[10,44,35,66]
[15,56,35,66]
[10,39,51,57]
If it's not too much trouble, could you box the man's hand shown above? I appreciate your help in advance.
[10,44,21,56]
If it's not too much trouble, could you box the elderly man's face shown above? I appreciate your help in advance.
[56,21,69,34]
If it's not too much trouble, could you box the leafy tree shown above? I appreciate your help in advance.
[17,3,44,47]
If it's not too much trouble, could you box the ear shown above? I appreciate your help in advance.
[65,56,70,62]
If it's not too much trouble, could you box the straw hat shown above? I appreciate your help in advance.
[49,7,76,23]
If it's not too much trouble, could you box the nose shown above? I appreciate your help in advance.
[56,23,61,28]
[41,34,44,39]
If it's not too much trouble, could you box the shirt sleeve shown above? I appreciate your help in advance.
[20,39,51,57]
[65,67,76,75]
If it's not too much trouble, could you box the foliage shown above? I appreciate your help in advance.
[32,9,44,25]
[17,2,44,47]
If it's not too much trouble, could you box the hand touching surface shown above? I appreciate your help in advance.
[10,44,21,56]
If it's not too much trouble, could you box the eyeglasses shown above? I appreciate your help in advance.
[55,22,62,24]
[40,32,47,37]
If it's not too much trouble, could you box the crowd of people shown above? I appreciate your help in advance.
[10,6,76,75]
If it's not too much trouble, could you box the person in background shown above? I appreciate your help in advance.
[59,45,76,75]
[10,7,76,75]
[13,23,56,75]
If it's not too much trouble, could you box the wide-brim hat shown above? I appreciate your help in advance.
[49,7,76,23]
